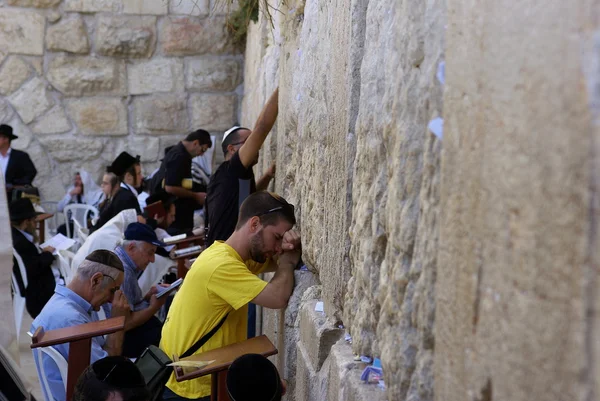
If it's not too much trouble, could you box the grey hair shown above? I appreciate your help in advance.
[119,239,144,249]
[76,259,120,284]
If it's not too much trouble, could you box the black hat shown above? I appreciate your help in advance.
[226,354,283,401]
[0,124,18,140]
[9,198,42,221]
[107,152,140,177]
[91,356,147,389]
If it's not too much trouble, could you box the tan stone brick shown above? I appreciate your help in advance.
[5,0,61,7]
[39,137,104,162]
[0,10,45,55]
[185,57,242,91]
[95,15,157,58]
[66,98,128,136]
[189,93,236,131]
[8,77,55,124]
[123,0,168,15]
[63,0,120,12]
[46,15,90,54]
[128,58,184,95]
[30,107,72,135]
[47,55,127,96]
[169,0,209,16]
[0,57,32,96]
[160,16,237,56]
[133,94,189,134]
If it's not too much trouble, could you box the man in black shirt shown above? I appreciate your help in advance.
[91,152,143,232]
[0,124,37,199]
[150,130,212,233]
[205,88,278,246]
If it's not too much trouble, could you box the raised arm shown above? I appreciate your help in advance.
[238,88,279,168]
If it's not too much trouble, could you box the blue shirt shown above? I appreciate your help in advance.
[31,285,107,401]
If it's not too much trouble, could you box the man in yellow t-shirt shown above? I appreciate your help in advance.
[160,191,301,401]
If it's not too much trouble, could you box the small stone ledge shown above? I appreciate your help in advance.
[299,300,344,371]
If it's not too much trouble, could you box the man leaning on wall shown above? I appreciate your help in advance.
[160,191,300,401]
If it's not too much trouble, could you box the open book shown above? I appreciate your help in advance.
[40,233,77,255]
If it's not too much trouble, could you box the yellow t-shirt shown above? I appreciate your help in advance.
[160,241,269,398]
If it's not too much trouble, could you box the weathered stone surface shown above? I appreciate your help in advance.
[8,77,55,124]
[169,0,209,16]
[25,57,44,75]
[6,0,61,7]
[30,107,72,135]
[128,58,184,95]
[128,136,160,162]
[160,17,237,56]
[0,10,45,55]
[47,55,127,96]
[6,118,34,149]
[0,57,32,96]
[299,300,343,371]
[64,0,120,12]
[46,15,90,54]
[95,15,156,58]
[0,99,14,124]
[38,137,104,161]
[189,93,236,131]
[186,57,242,91]
[133,94,189,134]
[47,10,61,22]
[123,0,168,15]
[66,98,128,136]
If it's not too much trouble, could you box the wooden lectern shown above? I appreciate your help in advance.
[168,234,204,279]
[30,316,126,401]
[173,335,278,401]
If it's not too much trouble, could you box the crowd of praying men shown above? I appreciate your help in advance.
[5,88,299,401]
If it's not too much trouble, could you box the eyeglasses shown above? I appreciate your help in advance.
[102,274,120,294]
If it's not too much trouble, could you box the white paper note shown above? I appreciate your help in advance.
[428,117,444,140]
[41,233,77,255]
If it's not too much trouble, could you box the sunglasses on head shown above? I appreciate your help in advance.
[256,192,295,218]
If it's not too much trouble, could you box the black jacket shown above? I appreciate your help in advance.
[11,227,56,318]
[5,149,37,186]
[90,185,141,233]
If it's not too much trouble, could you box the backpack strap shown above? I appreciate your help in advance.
[181,313,229,359]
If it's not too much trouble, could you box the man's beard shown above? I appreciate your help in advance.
[24,221,39,243]
[249,230,267,263]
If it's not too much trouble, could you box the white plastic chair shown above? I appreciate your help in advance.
[29,332,68,401]
[12,249,28,343]
[40,201,63,237]
[63,204,99,240]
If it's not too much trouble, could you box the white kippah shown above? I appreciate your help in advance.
[222,126,241,144]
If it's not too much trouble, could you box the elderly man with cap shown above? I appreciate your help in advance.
[91,152,144,233]
[149,129,212,234]
[10,198,56,318]
[0,124,37,196]
[106,222,168,358]
[32,249,130,401]
[205,88,278,247]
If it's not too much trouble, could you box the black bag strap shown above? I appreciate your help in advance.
[181,313,229,359]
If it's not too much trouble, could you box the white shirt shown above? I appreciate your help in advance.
[121,182,143,210]
[0,147,12,177]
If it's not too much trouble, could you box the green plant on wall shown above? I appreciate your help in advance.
[215,0,283,46]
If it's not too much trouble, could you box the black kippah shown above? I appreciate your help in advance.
[226,354,282,401]
[92,356,146,388]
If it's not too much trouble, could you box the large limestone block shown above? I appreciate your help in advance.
[189,93,236,131]
[133,94,189,134]
[0,98,14,123]
[160,17,237,56]
[128,59,184,95]
[64,0,120,12]
[39,137,104,161]
[66,98,128,136]
[30,107,72,134]
[128,136,160,162]
[0,10,45,55]
[0,57,32,96]
[95,15,157,58]
[186,57,242,91]
[5,0,61,7]
[299,300,343,371]
[436,1,598,401]
[8,77,55,124]
[46,15,90,54]
[47,55,127,96]
[169,0,209,16]
[123,0,168,15]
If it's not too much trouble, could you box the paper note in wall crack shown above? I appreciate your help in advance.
[428,117,444,140]
[437,61,446,85]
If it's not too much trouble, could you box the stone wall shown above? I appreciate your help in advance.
[242,0,444,400]
[0,0,243,201]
